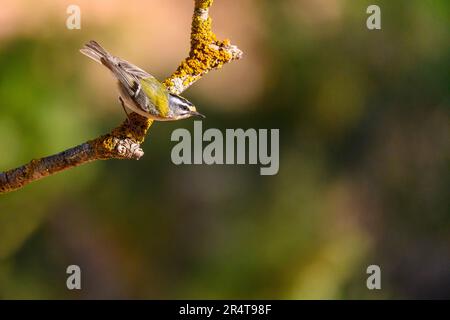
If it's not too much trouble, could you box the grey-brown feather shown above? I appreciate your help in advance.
[80,40,153,115]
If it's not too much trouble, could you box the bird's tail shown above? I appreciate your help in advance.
[80,40,112,65]
[80,40,135,95]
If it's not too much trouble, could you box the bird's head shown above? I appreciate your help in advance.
[168,93,205,120]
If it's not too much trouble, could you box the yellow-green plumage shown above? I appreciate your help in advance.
[140,77,169,117]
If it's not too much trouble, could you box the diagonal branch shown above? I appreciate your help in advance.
[0,0,242,194]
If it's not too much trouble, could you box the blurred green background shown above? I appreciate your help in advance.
[0,0,449,299]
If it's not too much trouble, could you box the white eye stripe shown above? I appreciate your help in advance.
[178,99,191,108]
[170,94,193,107]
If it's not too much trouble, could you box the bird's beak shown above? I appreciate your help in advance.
[190,111,206,119]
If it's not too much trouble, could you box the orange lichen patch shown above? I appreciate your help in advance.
[88,135,112,155]
[191,16,215,46]
[164,8,234,91]
[88,113,153,157]
[195,0,214,10]
[111,114,153,143]
[164,43,232,89]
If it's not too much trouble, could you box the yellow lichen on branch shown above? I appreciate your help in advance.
[195,0,214,10]
[87,113,152,159]
[164,0,242,94]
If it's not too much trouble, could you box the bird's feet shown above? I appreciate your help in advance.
[118,96,132,124]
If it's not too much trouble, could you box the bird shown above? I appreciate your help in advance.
[80,40,205,121]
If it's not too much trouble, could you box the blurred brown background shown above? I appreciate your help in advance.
[0,0,449,299]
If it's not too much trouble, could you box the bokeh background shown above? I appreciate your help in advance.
[0,0,449,299]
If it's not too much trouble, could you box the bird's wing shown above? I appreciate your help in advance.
[81,40,152,90]
[81,40,167,116]
[116,58,151,79]
[81,41,137,95]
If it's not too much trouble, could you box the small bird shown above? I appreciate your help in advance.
[80,40,204,121]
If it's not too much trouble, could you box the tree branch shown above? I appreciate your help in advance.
[0,0,242,194]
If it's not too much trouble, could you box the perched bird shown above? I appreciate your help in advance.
[80,40,204,121]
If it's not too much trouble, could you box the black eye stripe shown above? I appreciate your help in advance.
[170,94,193,105]
[178,101,191,111]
